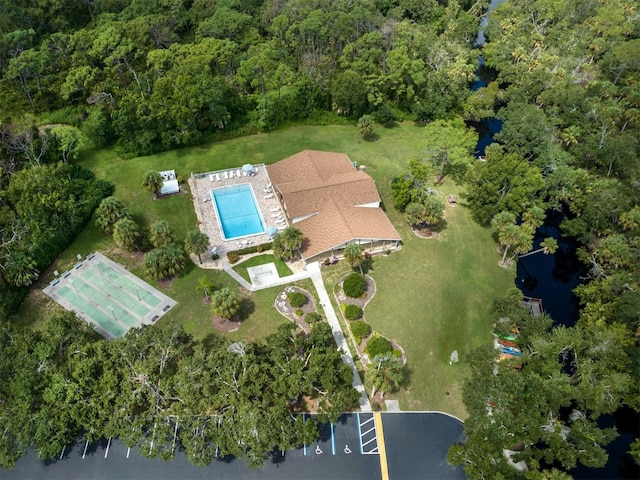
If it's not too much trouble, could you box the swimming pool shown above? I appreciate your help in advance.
[211,184,266,240]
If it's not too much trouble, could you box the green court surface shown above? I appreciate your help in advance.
[44,252,176,340]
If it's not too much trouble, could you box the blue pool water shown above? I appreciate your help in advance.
[211,184,265,240]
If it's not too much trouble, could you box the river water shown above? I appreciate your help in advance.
[472,1,639,478]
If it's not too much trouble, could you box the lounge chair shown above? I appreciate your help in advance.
[209,174,215,182]
[215,173,220,181]
[229,171,234,179]
[271,212,282,217]
[270,206,281,212]
[223,171,228,180]
[242,170,248,177]
[237,169,242,177]
[264,193,274,199]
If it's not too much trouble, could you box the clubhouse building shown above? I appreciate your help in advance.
[266,150,401,263]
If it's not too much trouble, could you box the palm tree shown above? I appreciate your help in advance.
[95,196,131,234]
[273,227,304,261]
[357,115,374,138]
[369,355,404,398]
[162,243,187,277]
[343,242,365,274]
[148,220,173,248]
[497,223,519,266]
[211,287,239,321]
[113,218,140,251]
[519,237,559,259]
[185,230,209,264]
[4,252,39,286]
[196,276,214,302]
[509,227,534,262]
[143,249,163,279]
[142,170,164,199]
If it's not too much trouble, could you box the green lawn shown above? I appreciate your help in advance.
[233,254,293,282]
[14,122,514,418]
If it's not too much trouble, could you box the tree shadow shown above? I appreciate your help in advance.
[237,297,255,321]
[431,218,448,232]
[361,256,374,274]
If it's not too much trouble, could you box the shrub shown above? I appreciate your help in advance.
[306,312,322,324]
[343,273,366,298]
[287,292,308,308]
[227,252,239,263]
[342,303,363,321]
[350,321,371,344]
[295,309,303,316]
[365,335,393,358]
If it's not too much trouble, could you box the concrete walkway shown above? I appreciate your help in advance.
[219,255,371,412]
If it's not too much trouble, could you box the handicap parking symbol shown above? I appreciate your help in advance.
[344,445,352,454]
[315,445,323,455]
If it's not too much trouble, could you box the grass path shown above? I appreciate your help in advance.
[16,122,514,417]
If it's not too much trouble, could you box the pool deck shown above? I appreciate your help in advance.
[189,164,287,259]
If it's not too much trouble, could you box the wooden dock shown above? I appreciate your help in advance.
[521,296,543,317]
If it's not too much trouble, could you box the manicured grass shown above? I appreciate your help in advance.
[15,122,514,418]
[233,254,293,282]
[365,182,511,418]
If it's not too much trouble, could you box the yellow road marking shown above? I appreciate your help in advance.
[374,412,389,480]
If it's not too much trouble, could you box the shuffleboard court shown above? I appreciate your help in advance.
[44,252,176,340]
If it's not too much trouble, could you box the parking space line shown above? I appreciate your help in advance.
[59,446,65,460]
[357,413,363,453]
[330,423,336,455]
[361,426,376,436]
[358,413,380,455]
[149,422,157,455]
[172,419,178,452]
[126,447,131,458]
[105,438,111,458]
[362,437,377,448]
[374,413,389,480]
[82,440,89,459]
[302,414,308,456]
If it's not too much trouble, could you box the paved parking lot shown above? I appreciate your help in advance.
[4,413,464,480]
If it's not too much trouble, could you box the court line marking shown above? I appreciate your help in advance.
[374,413,389,480]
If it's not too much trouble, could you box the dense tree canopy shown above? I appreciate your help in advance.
[0,315,358,469]
[0,0,488,157]
[1,0,640,476]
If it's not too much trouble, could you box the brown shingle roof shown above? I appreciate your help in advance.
[267,150,401,260]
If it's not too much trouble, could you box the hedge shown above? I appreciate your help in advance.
[287,292,308,308]
[364,335,393,358]
[343,273,366,298]
[342,303,363,320]
[350,321,371,344]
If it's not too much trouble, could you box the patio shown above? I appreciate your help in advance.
[188,164,287,263]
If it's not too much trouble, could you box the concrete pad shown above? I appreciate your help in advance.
[385,400,400,412]
[247,262,279,287]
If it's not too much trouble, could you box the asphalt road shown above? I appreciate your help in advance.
[4,412,465,480]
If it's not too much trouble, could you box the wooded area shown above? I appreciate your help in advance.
[0,0,639,476]
[0,314,358,468]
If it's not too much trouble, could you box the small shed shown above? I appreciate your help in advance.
[159,169,179,195]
